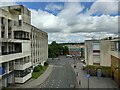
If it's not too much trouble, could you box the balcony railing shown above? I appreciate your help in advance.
[14,37,30,40]
[1,51,22,56]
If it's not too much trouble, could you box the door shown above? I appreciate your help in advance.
[97,69,101,77]
[112,71,114,80]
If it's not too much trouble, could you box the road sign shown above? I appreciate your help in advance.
[86,74,90,78]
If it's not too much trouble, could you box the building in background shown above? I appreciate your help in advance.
[61,43,85,58]
[85,38,111,77]
[111,37,120,88]
[0,5,48,88]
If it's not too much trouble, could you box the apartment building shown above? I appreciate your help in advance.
[0,5,48,88]
[0,5,32,87]
[31,25,48,67]
[111,37,120,88]
[85,39,111,76]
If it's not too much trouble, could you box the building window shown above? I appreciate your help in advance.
[92,43,100,50]
[18,20,22,26]
[19,15,22,20]
[93,55,100,63]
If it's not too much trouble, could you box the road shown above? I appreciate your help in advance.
[37,56,78,88]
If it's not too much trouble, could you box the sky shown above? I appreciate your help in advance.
[0,0,119,44]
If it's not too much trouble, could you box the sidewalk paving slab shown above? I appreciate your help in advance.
[72,63,119,88]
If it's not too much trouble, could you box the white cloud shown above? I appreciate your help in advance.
[87,0,118,15]
[69,15,118,33]
[45,3,63,11]
[30,2,118,43]
[31,9,67,33]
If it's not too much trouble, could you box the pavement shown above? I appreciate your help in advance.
[72,62,119,88]
[17,64,54,88]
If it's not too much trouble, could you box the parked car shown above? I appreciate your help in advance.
[82,63,86,70]
[66,55,72,58]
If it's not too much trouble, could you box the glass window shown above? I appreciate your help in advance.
[93,55,100,63]
[93,43,100,50]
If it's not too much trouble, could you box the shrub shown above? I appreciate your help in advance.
[33,66,40,72]
[44,62,49,66]
[38,65,43,69]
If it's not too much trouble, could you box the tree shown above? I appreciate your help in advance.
[48,41,69,58]
[63,46,69,55]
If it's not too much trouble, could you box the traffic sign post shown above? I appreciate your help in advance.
[86,74,90,90]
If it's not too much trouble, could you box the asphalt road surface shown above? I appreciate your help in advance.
[37,56,78,88]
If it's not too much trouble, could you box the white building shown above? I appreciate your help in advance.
[31,25,48,67]
[0,5,48,88]
[85,39,111,76]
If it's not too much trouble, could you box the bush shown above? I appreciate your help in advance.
[33,66,40,72]
[38,65,43,69]
[44,62,49,66]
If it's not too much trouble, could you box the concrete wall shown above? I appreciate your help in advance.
[15,72,31,83]
[15,62,31,70]
[100,40,111,66]
[85,40,111,67]
[85,40,95,65]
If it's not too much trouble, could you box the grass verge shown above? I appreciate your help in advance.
[32,65,48,79]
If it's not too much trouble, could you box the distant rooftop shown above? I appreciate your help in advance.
[59,42,84,45]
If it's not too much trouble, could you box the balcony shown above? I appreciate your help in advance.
[15,62,32,70]
[14,31,30,40]
[1,51,21,56]
[13,22,31,32]
[15,72,31,83]
[0,51,31,63]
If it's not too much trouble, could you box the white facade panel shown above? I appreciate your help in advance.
[15,73,31,83]
[22,43,31,53]
[15,62,32,70]
[0,52,31,63]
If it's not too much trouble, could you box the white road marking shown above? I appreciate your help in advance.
[58,80,61,83]
[52,80,55,83]
[45,82,48,85]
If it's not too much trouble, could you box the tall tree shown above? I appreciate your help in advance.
[48,41,69,58]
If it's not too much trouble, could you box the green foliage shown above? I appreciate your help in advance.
[38,65,43,69]
[48,41,69,58]
[44,62,49,66]
[63,46,69,55]
[33,66,40,72]
[32,65,48,79]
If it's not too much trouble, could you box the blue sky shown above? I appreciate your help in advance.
[17,2,95,16]
[15,1,119,43]
[17,2,118,16]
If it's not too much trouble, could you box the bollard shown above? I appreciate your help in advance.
[79,80,81,85]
